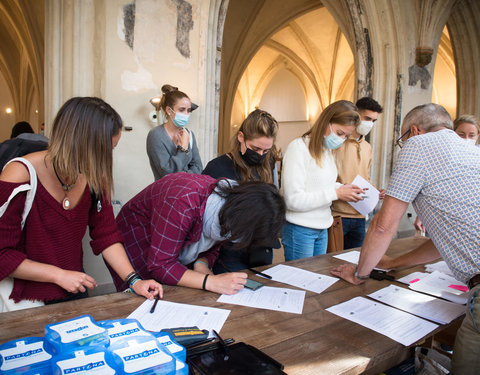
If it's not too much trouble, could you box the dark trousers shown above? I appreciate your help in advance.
[342,217,366,249]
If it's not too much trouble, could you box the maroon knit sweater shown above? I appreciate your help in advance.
[0,178,123,303]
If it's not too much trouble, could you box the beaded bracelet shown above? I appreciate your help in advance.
[194,260,209,268]
[125,272,142,289]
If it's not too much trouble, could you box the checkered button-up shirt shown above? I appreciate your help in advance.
[387,129,480,283]
[113,173,219,289]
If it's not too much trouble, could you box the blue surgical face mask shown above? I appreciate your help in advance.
[172,112,190,128]
[170,110,190,128]
[324,124,346,150]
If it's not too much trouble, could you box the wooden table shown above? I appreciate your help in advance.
[0,236,463,374]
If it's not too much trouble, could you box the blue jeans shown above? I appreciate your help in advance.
[282,222,328,261]
[342,218,366,249]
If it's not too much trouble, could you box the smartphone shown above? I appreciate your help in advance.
[244,278,264,291]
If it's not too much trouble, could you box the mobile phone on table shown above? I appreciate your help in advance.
[244,278,264,291]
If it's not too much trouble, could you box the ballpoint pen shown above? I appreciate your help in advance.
[248,267,272,279]
[150,294,160,313]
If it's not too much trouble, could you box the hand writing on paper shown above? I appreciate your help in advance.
[208,272,247,295]
[330,264,364,285]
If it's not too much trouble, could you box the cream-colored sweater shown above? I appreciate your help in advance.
[332,136,372,218]
[281,137,341,229]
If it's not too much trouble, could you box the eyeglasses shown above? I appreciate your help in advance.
[395,129,411,149]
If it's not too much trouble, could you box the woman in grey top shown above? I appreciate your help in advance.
[146,84,202,180]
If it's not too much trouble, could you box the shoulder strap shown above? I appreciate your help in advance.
[0,157,37,229]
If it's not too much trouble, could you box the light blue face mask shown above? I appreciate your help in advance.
[172,112,190,128]
[324,124,346,150]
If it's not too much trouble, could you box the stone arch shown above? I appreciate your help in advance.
[0,0,44,136]
[219,0,359,153]
[219,0,323,153]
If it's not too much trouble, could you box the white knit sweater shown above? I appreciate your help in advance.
[281,137,341,229]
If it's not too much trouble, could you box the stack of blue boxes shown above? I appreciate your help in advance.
[0,315,188,374]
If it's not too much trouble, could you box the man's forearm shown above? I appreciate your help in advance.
[356,215,397,276]
[388,238,441,269]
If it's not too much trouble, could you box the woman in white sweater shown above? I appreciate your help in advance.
[281,100,365,260]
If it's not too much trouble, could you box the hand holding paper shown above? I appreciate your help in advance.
[347,175,380,216]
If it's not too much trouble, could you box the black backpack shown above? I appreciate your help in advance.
[0,137,48,171]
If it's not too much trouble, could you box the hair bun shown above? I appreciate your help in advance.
[161,84,178,94]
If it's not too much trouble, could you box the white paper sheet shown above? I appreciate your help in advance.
[397,271,429,285]
[127,300,230,337]
[425,261,454,277]
[368,285,465,324]
[409,271,468,304]
[217,286,305,314]
[347,175,380,216]
[332,250,389,271]
[261,264,339,293]
[326,296,439,346]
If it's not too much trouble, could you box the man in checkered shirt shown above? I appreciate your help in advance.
[332,103,480,374]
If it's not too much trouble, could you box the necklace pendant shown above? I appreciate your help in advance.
[62,197,71,210]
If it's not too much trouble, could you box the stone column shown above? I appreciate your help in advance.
[44,0,105,127]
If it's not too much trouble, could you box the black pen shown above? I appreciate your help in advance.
[248,267,272,279]
[213,329,230,360]
[150,295,160,314]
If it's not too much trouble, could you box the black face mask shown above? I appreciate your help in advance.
[241,147,267,166]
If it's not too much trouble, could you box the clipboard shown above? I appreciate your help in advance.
[187,342,286,374]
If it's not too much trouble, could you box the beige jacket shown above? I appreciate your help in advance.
[332,136,372,218]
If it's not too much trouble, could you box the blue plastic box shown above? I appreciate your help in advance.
[51,346,116,375]
[44,315,109,354]
[154,333,186,362]
[98,319,152,345]
[0,337,53,375]
[106,336,176,375]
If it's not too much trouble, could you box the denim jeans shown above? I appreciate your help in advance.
[282,222,328,261]
[342,217,366,249]
[451,284,480,374]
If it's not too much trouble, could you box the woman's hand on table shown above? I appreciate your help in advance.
[131,279,163,300]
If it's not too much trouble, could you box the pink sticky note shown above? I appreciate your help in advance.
[448,284,468,292]
[409,278,420,283]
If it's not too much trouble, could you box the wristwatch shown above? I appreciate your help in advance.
[177,145,189,154]
[354,266,370,280]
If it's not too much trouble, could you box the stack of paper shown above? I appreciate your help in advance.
[425,261,454,277]
[408,271,468,304]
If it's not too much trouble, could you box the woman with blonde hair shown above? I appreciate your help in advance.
[0,97,162,311]
[454,115,480,146]
[202,109,280,272]
[146,84,203,180]
[281,100,365,261]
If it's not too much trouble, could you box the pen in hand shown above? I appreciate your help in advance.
[150,294,160,314]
